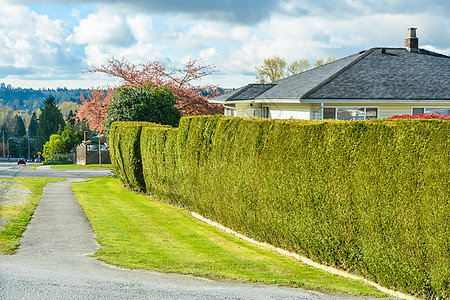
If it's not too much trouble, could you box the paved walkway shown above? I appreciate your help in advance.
[0,172,388,299]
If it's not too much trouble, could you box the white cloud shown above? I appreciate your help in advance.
[200,47,219,61]
[0,1,82,74]
[1,0,449,90]
[127,14,153,43]
[422,45,450,56]
[83,45,111,67]
[83,42,168,69]
[230,26,251,41]
[70,11,133,46]
[120,42,166,63]
[32,12,64,44]
[196,9,450,89]
[173,21,253,51]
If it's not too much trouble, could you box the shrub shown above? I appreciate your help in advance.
[42,134,66,163]
[104,85,181,133]
[114,116,450,299]
[388,112,450,120]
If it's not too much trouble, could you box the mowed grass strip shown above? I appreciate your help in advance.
[73,177,385,296]
[50,164,112,169]
[0,177,63,254]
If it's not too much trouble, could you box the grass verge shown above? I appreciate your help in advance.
[25,163,42,170]
[50,164,112,169]
[0,177,63,254]
[73,176,385,296]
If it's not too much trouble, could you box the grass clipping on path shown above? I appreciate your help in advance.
[0,177,63,254]
[73,177,385,297]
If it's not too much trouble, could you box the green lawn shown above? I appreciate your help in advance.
[73,177,385,296]
[0,177,63,253]
[50,164,112,169]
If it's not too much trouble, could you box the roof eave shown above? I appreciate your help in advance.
[223,98,302,104]
[302,98,450,104]
[209,99,226,104]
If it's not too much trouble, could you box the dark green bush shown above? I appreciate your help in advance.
[104,85,181,133]
[116,116,449,299]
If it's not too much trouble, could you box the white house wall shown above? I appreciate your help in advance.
[318,103,450,119]
[235,103,246,117]
[377,103,450,118]
[231,102,450,120]
[269,103,310,119]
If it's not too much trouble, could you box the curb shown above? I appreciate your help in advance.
[192,212,419,300]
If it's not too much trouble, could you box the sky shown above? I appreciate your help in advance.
[0,0,449,90]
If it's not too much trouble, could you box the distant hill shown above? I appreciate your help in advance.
[0,86,89,111]
[0,85,233,112]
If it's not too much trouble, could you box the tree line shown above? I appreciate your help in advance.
[0,95,84,160]
[255,55,337,83]
[0,87,89,111]
[0,54,340,161]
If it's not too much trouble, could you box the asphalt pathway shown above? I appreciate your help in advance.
[0,165,387,299]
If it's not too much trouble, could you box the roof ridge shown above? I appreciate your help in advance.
[301,48,377,99]
[227,84,253,101]
[228,83,275,101]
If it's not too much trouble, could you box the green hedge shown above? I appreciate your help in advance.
[114,116,449,299]
[109,121,164,192]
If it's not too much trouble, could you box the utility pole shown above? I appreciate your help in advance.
[2,128,4,158]
[27,130,30,160]
[98,133,102,167]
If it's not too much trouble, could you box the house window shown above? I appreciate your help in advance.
[412,108,424,115]
[337,107,365,120]
[322,107,378,120]
[243,106,271,118]
[262,106,270,118]
[412,107,450,115]
[225,107,237,117]
[323,107,336,119]
[365,108,378,119]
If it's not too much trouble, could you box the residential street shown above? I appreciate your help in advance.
[0,163,387,299]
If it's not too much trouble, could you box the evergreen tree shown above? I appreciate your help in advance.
[2,114,14,136]
[8,138,18,157]
[58,121,82,153]
[27,111,39,138]
[11,115,26,137]
[18,136,33,158]
[66,110,76,127]
[34,95,65,151]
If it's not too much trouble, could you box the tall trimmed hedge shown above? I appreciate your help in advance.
[109,121,169,192]
[113,116,449,299]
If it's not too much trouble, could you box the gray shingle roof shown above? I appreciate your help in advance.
[214,48,450,102]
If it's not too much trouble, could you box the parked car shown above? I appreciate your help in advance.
[27,159,33,163]
[35,158,42,163]
[17,158,26,165]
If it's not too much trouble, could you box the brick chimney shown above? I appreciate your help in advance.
[405,27,418,53]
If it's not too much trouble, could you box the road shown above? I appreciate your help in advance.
[0,162,112,178]
[0,162,386,299]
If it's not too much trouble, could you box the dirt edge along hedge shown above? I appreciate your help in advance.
[113,116,450,299]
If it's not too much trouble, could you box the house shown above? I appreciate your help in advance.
[76,132,111,165]
[212,28,450,120]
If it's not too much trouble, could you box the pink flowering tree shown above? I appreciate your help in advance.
[388,112,450,120]
[75,58,223,133]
